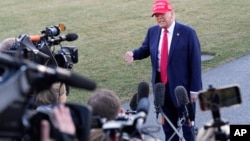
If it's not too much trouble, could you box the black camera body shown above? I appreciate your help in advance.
[0,53,94,141]
[1,24,79,70]
[54,46,78,69]
[27,103,92,141]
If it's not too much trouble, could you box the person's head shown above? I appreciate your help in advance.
[34,82,67,106]
[151,0,175,29]
[0,37,16,51]
[87,89,121,121]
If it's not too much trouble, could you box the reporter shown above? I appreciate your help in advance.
[87,89,121,141]
[87,89,121,121]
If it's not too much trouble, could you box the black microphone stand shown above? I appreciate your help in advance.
[160,108,185,141]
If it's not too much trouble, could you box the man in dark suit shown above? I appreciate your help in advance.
[124,0,202,140]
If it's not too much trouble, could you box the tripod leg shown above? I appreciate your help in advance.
[161,112,185,140]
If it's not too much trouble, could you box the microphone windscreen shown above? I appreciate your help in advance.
[153,83,165,107]
[66,33,78,41]
[137,81,149,103]
[129,93,138,111]
[175,86,190,107]
[55,67,96,91]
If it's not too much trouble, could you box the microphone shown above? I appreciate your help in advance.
[175,86,189,106]
[129,81,149,112]
[0,53,96,91]
[29,33,78,44]
[137,81,149,104]
[153,83,165,119]
[175,86,195,124]
[64,33,78,41]
[136,97,150,132]
[28,63,96,91]
[175,86,190,121]
[175,86,198,137]
[129,93,138,111]
[49,33,78,45]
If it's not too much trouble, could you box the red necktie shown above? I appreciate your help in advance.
[160,29,168,84]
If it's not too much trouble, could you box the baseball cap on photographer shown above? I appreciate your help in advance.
[152,0,173,17]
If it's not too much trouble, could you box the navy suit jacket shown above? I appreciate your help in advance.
[133,21,202,108]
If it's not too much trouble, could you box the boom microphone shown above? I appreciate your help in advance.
[137,81,149,104]
[153,83,165,119]
[64,33,78,41]
[49,33,78,45]
[29,33,78,44]
[27,62,96,91]
[0,53,96,91]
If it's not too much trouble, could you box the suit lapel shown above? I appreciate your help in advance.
[168,22,181,63]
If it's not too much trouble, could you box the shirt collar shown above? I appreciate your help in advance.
[167,20,175,34]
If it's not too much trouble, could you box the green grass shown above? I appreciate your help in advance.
[1,0,249,104]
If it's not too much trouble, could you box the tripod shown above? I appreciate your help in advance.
[156,106,193,141]
[204,86,230,141]
[161,112,185,141]
[156,106,198,141]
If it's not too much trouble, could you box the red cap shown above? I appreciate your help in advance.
[152,0,173,17]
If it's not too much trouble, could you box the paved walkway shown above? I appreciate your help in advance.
[122,54,250,140]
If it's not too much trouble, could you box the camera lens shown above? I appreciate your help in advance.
[45,26,60,36]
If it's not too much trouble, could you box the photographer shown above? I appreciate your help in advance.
[0,45,93,141]
[87,89,122,141]
[21,82,72,141]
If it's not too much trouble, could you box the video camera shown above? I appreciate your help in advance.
[1,24,78,69]
[197,84,242,141]
[0,52,96,141]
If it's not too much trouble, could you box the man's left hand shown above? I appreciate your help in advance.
[190,93,198,103]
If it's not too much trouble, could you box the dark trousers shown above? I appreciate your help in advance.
[155,72,195,141]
